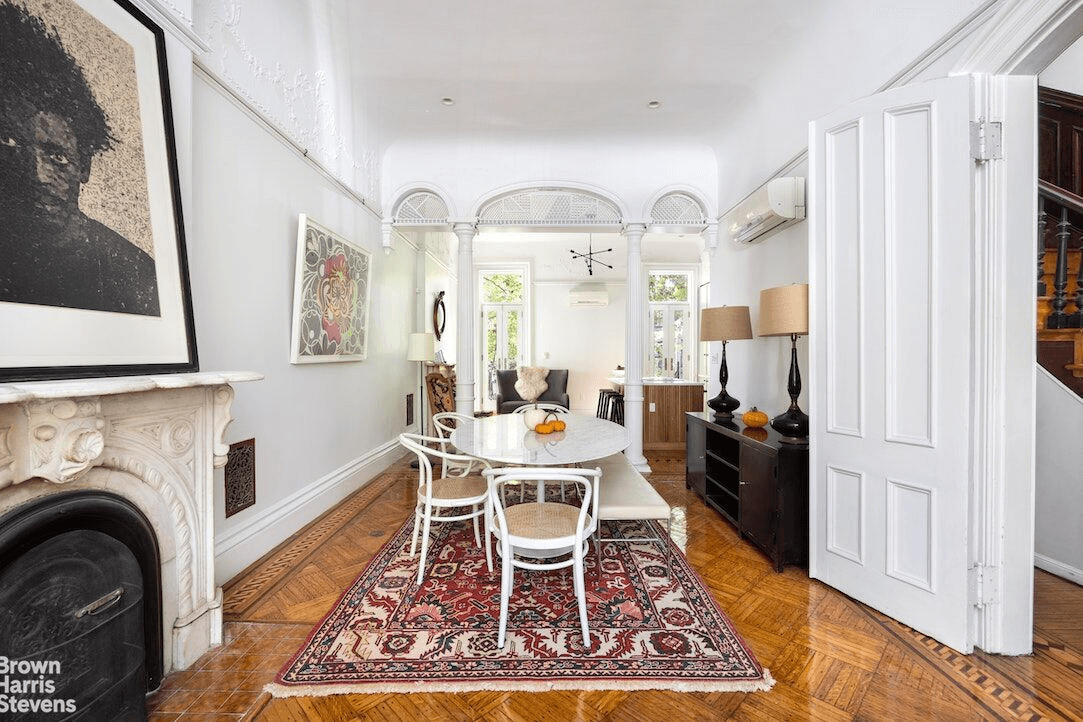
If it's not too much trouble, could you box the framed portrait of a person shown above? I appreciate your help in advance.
[290,214,371,364]
[0,0,197,381]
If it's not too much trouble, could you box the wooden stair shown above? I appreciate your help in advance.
[1037,232,1083,395]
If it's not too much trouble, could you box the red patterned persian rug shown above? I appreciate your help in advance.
[266,518,774,695]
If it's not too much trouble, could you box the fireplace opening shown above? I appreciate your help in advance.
[0,491,163,720]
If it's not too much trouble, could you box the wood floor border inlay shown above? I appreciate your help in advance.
[866,611,1056,722]
[222,473,398,617]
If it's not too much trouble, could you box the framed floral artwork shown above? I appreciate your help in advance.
[289,214,371,363]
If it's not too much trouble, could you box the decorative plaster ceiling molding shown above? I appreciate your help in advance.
[194,0,379,206]
[951,0,1083,75]
[129,0,209,53]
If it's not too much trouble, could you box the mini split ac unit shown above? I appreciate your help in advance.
[568,283,608,307]
[721,176,806,244]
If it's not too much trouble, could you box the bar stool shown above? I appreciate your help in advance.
[609,394,624,425]
[596,389,617,419]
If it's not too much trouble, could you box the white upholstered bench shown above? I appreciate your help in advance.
[587,453,672,560]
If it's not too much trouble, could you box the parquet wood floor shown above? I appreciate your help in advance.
[147,452,1083,721]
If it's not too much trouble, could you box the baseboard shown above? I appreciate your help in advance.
[213,438,405,582]
[1034,553,1083,585]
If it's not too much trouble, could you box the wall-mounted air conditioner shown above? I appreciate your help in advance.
[568,282,608,307]
[721,176,806,244]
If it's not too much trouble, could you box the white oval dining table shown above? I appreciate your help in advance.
[449,412,631,466]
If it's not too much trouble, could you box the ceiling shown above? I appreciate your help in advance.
[345,0,989,153]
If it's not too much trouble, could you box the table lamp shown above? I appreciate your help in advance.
[700,306,753,419]
[757,283,809,443]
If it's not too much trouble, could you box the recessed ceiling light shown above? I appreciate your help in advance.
[441,97,455,106]
[647,100,661,109]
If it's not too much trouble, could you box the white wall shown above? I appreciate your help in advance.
[533,282,627,413]
[1040,33,1083,95]
[190,75,418,583]
[1034,368,1083,584]
[707,172,811,420]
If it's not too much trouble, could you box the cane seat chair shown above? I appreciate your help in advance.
[399,433,492,585]
[482,466,601,649]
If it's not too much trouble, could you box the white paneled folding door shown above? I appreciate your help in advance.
[809,76,976,652]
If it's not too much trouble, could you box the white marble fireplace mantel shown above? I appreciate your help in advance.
[0,371,262,672]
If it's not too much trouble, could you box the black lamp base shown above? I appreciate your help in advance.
[770,406,808,443]
[707,390,740,419]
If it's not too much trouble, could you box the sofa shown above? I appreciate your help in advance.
[495,368,570,414]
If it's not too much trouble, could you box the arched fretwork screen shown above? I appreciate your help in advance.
[649,192,708,230]
[394,191,450,225]
[477,188,622,228]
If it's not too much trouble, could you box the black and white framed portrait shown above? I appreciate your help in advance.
[0,0,197,381]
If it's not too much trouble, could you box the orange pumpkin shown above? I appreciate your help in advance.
[545,412,567,432]
[534,422,555,434]
[742,407,769,428]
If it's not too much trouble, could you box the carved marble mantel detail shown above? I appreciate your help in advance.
[0,371,261,672]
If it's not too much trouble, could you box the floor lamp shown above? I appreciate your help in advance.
[700,306,753,419]
[407,332,436,437]
[757,284,809,443]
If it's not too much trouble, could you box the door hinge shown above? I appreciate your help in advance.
[969,564,1000,607]
[970,118,1002,162]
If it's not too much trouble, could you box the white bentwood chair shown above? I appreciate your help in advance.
[431,411,477,475]
[512,402,568,414]
[398,433,492,585]
[482,466,601,650]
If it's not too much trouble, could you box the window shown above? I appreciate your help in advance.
[647,270,694,379]
[480,270,525,411]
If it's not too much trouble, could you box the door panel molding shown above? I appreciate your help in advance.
[825,121,866,438]
[826,465,865,564]
[885,103,937,448]
[886,478,936,592]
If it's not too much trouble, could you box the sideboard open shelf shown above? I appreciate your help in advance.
[686,411,809,571]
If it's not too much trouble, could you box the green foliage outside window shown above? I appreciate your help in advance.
[482,273,523,303]
[648,272,688,302]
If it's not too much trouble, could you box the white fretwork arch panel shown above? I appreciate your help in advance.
[394,191,450,226]
[649,192,708,232]
[477,188,622,228]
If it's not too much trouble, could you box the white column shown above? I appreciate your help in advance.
[700,221,718,399]
[623,223,649,472]
[453,222,477,416]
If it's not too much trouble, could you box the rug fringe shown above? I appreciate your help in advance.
[264,668,774,698]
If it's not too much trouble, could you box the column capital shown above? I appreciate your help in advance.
[622,222,648,238]
[381,219,394,255]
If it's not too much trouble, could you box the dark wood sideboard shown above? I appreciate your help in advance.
[685,411,809,572]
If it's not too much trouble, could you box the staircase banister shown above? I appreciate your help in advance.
[1038,179,1083,216]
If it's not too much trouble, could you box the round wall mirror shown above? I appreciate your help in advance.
[432,291,446,340]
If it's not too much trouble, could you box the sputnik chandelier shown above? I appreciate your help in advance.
[570,235,613,276]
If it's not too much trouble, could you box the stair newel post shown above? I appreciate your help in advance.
[1037,197,1047,297]
[1048,206,1071,329]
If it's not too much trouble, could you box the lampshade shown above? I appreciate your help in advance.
[700,306,753,342]
[406,332,436,362]
[758,284,809,337]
